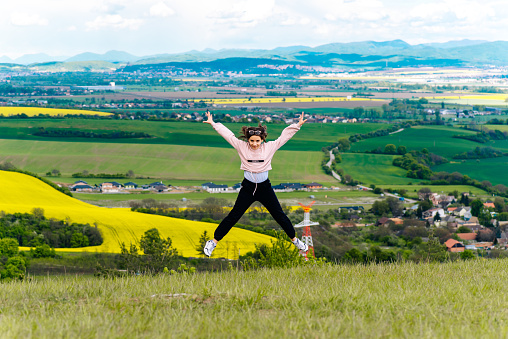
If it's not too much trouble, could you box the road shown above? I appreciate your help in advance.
[327,150,342,182]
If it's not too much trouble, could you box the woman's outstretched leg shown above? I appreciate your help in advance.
[204,185,255,257]
[258,183,308,252]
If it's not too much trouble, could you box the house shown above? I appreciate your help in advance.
[340,206,365,214]
[422,208,445,219]
[304,182,323,189]
[74,180,88,185]
[457,233,477,241]
[201,182,215,190]
[389,218,404,225]
[444,239,465,252]
[497,232,508,246]
[147,182,169,192]
[377,217,391,226]
[279,183,304,190]
[71,184,94,192]
[123,182,138,189]
[100,182,121,193]
[206,183,228,193]
[484,202,495,209]
[232,183,242,191]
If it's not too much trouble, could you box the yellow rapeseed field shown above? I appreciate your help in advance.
[0,171,274,258]
[0,107,112,117]
[424,94,508,101]
[190,96,384,105]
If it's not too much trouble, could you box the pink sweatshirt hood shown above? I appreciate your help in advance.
[211,122,300,173]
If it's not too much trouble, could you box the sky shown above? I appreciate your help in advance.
[1,0,507,59]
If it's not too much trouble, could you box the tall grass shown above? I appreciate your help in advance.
[1,260,508,338]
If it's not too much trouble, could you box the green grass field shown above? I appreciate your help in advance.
[349,125,481,158]
[4,260,508,338]
[0,139,334,184]
[0,119,386,152]
[339,153,423,185]
[433,158,508,187]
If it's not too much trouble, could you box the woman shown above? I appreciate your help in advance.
[202,110,309,257]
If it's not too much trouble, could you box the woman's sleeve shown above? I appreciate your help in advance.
[270,123,301,150]
[211,122,242,150]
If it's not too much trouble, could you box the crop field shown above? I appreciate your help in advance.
[0,139,335,183]
[3,260,508,338]
[424,94,508,106]
[485,124,508,132]
[0,170,273,257]
[339,153,422,185]
[191,96,386,105]
[0,119,386,151]
[349,125,482,158]
[0,107,112,116]
[433,157,508,187]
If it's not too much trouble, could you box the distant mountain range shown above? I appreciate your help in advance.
[3,39,508,71]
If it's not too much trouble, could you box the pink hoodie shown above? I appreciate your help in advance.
[211,122,301,173]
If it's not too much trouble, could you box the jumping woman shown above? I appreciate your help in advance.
[202,110,309,257]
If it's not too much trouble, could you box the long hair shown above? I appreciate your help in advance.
[239,122,268,142]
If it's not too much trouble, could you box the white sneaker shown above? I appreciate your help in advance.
[292,238,309,252]
[203,240,217,257]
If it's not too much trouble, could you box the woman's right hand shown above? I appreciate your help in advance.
[203,110,214,124]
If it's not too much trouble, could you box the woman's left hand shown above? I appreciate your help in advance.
[298,112,307,126]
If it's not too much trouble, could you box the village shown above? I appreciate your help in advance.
[69,178,508,254]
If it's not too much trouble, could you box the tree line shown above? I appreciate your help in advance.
[0,209,103,248]
[33,127,152,139]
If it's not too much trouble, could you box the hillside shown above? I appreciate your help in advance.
[0,170,273,258]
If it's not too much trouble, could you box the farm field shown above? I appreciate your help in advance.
[0,139,335,183]
[0,170,273,258]
[0,119,386,151]
[0,107,112,116]
[73,189,376,209]
[485,124,508,132]
[339,153,423,185]
[433,157,508,187]
[4,260,508,338]
[349,125,483,158]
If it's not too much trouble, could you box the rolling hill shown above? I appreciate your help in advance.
[0,170,273,258]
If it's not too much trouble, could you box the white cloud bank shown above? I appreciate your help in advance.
[2,0,508,57]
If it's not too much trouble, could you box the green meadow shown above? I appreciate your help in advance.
[0,139,334,184]
[4,260,508,338]
[349,125,480,158]
[434,157,508,187]
[0,119,385,152]
[339,153,422,185]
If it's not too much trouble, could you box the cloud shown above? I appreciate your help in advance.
[149,2,175,18]
[85,14,143,31]
[10,13,48,26]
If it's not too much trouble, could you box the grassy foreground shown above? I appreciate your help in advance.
[2,260,508,338]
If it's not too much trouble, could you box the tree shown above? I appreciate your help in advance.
[476,229,495,242]
[195,230,210,257]
[126,169,135,178]
[397,145,407,155]
[371,200,390,216]
[119,228,179,274]
[386,196,403,216]
[384,144,397,154]
[51,169,61,177]
[471,199,483,217]
[460,250,475,260]
[70,233,89,248]
[494,197,506,213]
[457,226,472,233]
[338,138,350,152]
[434,213,441,222]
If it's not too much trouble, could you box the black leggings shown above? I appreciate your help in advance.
[214,178,296,241]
